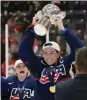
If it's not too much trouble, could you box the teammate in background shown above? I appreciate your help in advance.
[1,76,9,100]
[6,59,38,100]
[18,15,83,100]
[55,47,87,100]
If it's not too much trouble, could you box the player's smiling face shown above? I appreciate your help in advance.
[15,63,29,77]
[43,47,60,65]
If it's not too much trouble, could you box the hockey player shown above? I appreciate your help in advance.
[18,15,83,100]
[6,59,39,100]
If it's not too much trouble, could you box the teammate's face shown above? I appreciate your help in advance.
[15,63,29,77]
[43,47,60,65]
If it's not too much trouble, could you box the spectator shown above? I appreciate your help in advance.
[9,38,18,53]
[55,47,87,100]
[2,53,16,77]
[56,35,67,57]
[6,59,38,100]
[8,64,15,76]
[18,14,83,100]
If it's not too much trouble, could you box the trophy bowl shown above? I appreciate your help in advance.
[34,16,51,36]
[34,24,47,36]
[34,4,66,36]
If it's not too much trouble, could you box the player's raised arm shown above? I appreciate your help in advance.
[18,15,40,74]
[54,19,83,66]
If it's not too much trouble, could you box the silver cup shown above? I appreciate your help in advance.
[34,4,66,36]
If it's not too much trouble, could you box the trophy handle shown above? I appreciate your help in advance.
[57,11,66,20]
[50,11,66,24]
[36,10,42,19]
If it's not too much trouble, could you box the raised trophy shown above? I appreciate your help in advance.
[34,4,66,36]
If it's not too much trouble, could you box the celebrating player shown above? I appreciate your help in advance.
[18,15,83,100]
[6,59,38,100]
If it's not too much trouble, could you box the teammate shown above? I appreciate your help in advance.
[18,15,83,100]
[6,59,38,100]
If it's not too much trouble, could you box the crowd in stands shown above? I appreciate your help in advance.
[1,1,87,77]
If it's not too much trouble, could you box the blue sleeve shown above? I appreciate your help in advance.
[6,76,15,82]
[30,76,41,100]
[1,77,9,100]
[18,26,40,74]
[34,86,41,100]
[25,76,41,100]
[62,29,83,67]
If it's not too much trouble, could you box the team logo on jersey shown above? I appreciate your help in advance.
[10,88,34,100]
[40,62,66,84]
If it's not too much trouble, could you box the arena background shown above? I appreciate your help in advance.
[1,1,87,77]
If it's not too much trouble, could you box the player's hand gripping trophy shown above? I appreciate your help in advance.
[34,4,66,36]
